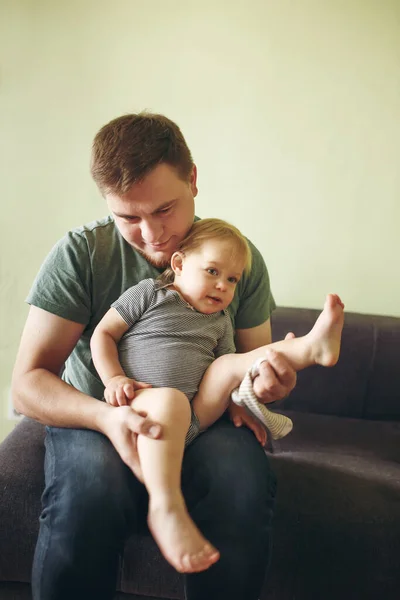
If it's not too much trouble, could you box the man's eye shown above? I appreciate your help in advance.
[207,268,218,276]
[158,207,171,214]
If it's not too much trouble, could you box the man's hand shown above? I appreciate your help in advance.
[104,375,152,406]
[98,404,161,480]
[228,403,267,446]
[253,333,297,404]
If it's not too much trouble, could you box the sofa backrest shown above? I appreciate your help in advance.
[271,307,400,421]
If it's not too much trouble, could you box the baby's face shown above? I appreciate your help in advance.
[174,239,245,314]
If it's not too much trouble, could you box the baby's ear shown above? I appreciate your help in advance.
[171,251,184,275]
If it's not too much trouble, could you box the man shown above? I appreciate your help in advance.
[11,113,296,600]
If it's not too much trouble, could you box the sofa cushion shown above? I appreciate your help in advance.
[269,410,400,599]
[119,535,182,598]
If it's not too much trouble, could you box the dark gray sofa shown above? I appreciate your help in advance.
[1,306,399,600]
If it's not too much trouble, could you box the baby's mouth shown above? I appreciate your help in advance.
[207,296,222,303]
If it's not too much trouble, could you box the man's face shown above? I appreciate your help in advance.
[106,163,197,268]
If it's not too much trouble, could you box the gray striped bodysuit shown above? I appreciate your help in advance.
[111,279,236,444]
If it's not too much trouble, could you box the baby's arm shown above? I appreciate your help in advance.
[91,308,150,406]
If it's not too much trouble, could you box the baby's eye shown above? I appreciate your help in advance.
[207,268,218,276]
[228,277,238,284]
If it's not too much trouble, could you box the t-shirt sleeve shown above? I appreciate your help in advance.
[111,279,155,326]
[26,232,92,325]
[234,240,276,329]
[214,313,236,357]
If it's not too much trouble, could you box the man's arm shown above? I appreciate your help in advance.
[235,319,297,403]
[235,319,272,351]
[12,306,103,427]
[11,306,160,477]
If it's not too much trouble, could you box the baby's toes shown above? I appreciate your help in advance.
[196,545,219,570]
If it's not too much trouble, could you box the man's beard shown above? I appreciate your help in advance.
[135,246,172,270]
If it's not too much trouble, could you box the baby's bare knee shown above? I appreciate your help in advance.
[150,388,191,426]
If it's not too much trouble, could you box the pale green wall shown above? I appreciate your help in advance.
[1,0,399,441]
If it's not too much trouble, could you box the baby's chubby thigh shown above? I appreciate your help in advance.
[130,387,192,434]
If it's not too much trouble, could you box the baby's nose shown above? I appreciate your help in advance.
[216,280,227,291]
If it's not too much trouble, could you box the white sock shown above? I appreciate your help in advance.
[231,357,293,440]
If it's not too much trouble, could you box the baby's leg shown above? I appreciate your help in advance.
[192,354,243,429]
[130,388,219,573]
[248,293,345,370]
[193,294,344,428]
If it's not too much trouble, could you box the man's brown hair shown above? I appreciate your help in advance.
[91,112,194,195]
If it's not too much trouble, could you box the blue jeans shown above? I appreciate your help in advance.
[32,417,276,600]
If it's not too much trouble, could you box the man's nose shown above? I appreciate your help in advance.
[140,219,162,244]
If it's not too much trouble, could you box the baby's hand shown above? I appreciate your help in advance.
[228,403,267,446]
[104,375,152,406]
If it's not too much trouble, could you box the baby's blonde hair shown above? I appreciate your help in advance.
[159,218,252,286]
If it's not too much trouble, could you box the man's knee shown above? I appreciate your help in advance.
[182,419,277,524]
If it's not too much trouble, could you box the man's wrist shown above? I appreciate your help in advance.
[93,401,114,434]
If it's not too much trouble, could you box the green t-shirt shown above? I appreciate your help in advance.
[26,216,276,399]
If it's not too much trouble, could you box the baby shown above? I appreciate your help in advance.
[91,218,344,575]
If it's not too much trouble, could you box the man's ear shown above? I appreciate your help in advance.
[171,251,184,276]
[189,164,198,198]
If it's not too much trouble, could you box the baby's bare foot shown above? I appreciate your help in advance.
[148,496,220,573]
[309,294,345,367]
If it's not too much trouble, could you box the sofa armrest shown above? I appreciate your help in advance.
[0,418,45,582]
